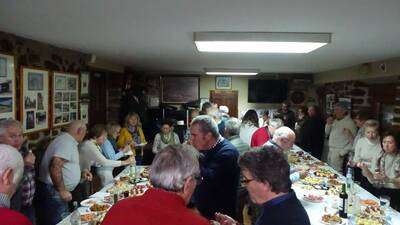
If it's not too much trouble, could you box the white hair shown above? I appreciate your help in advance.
[0,119,22,136]
[224,117,240,137]
[150,144,199,192]
[272,126,295,142]
[268,118,283,129]
[0,144,24,185]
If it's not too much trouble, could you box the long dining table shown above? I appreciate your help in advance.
[57,146,400,225]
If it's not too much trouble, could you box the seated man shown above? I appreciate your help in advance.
[101,144,210,225]
[0,144,32,225]
[215,147,311,225]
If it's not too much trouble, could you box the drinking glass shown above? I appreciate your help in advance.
[380,195,390,211]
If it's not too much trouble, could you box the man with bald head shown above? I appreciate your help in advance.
[38,120,92,225]
[0,144,32,225]
[263,126,306,182]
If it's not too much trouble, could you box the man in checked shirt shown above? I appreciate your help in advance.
[0,119,36,224]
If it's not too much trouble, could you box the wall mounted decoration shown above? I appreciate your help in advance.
[215,76,232,90]
[0,52,16,119]
[80,102,89,124]
[20,67,49,133]
[52,72,79,127]
[80,72,89,96]
[161,76,199,103]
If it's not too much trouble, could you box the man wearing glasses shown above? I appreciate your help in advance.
[102,144,210,225]
[215,148,310,225]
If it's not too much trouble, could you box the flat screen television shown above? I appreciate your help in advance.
[248,79,288,103]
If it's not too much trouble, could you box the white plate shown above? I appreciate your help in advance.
[80,198,101,207]
[134,142,147,147]
[303,195,324,203]
[320,216,344,225]
[88,203,112,213]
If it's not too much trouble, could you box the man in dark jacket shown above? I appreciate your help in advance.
[298,105,325,160]
[190,115,240,219]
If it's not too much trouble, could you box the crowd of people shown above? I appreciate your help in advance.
[1,99,400,225]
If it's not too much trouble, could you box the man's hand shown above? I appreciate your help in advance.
[24,151,36,167]
[214,213,239,225]
[59,190,72,202]
[326,116,334,125]
[82,169,93,182]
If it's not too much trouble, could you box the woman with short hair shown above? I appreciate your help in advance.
[152,119,180,154]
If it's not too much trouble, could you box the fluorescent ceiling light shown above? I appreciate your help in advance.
[205,69,259,76]
[194,32,331,53]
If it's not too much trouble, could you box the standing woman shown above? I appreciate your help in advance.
[361,131,400,209]
[80,124,134,187]
[352,120,382,193]
[239,109,259,145]
[117,112,147,165]
[152,119,180,154]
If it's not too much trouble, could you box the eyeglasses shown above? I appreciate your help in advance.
[241,177,255,185]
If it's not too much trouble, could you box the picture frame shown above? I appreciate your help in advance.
[20,66,49,133]
[80,72,89,96]
[52,72,79,127]
[161,76,199,103]
[0,52,16,120]
[80,102,89,124]
[215,76,232,90]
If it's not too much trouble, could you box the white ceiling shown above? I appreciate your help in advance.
[1,0,400,74]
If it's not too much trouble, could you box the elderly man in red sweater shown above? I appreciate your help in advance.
[101,144,210,225]
[0,144,32,225]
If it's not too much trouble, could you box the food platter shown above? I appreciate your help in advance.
[303,194,324,203]
[89,203,112,213]
[321,214,343,225]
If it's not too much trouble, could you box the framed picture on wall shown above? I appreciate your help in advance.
[80,72,89,96]
[215,76,232,90]
[80,102,89,124]
[52,72,79,127]
[0,52,16,120]
[161,76,199,103]
[20,67,49,133]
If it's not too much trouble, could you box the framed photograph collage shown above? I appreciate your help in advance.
[0,53,16,120]
[20,67,49,133]
[53,72,79,127]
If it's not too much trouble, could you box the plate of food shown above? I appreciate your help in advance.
[303,194,324,203]
[360,199,379,207]
[89,203,112,213]
[321,214,343,225]
[80,198,101,207]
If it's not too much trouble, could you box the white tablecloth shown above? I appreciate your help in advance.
[57,150,400,225]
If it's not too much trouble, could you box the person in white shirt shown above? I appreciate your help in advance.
[325,102,357,173]
[152,119,180,154]
[239,109,259,145]
[80,124,134,187]
[352,120,382,191]
[361,131,400,209]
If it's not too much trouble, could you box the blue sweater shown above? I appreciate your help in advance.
[256,190,310,225]
[193,138,240,219]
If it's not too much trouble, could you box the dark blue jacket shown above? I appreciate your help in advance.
[194,138,240,219]
[256,190,310,225]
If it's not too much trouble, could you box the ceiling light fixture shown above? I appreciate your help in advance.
[204,68,259,76]
[194,32,331,53]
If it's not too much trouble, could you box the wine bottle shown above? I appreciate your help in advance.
[339,183,348,218]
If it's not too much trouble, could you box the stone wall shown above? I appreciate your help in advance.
[0,30,90,150]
